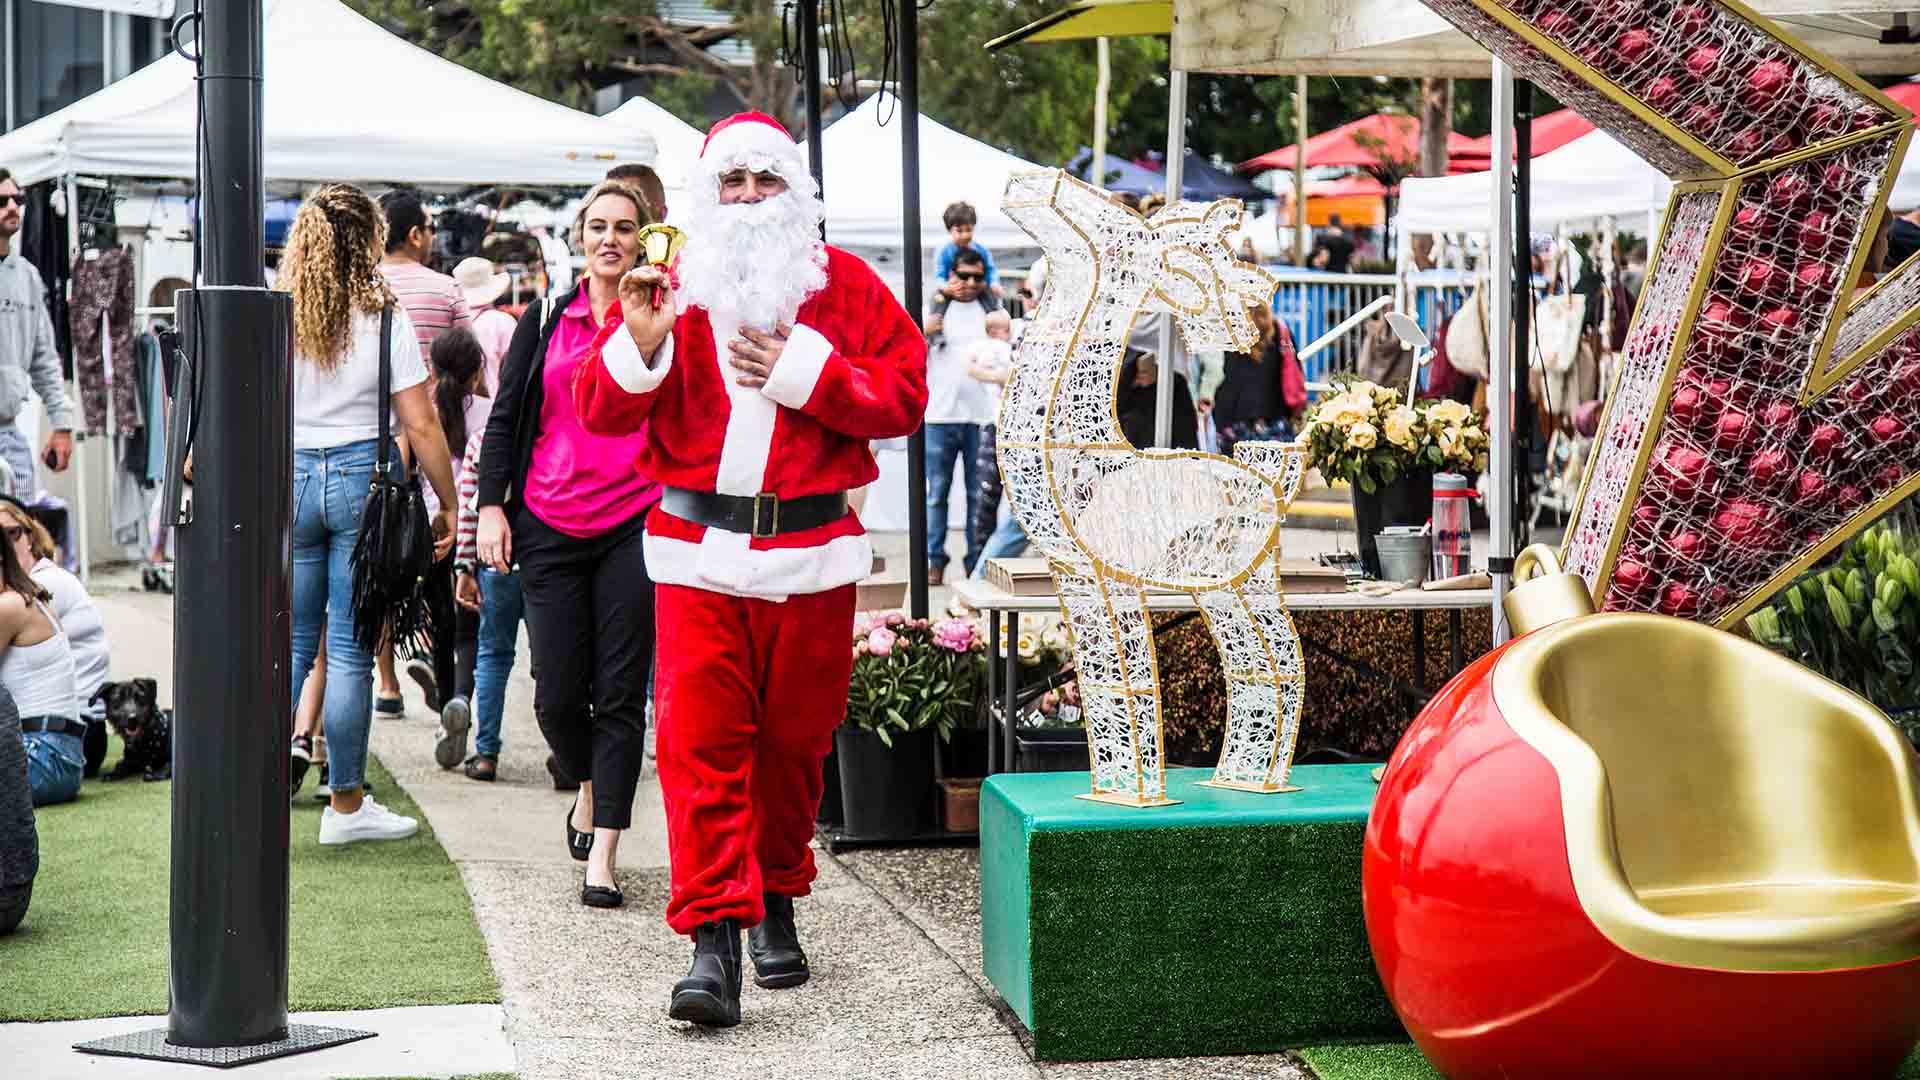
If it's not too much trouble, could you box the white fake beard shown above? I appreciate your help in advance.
[676,191,828,331]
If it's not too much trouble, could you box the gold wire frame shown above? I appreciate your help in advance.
[1415,0,1920,630]
[999,170,1307,807]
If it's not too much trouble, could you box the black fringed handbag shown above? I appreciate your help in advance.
[349,305,435,654]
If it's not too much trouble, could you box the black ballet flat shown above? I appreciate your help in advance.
[565,798,593,862]
[581,884,625,909]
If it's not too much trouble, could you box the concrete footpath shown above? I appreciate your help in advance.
[50,566,1311,1079]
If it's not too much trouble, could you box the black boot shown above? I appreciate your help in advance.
[669,920,743,1027]
[748,893,809,989]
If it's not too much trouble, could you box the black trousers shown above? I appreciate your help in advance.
[512,505,653,830]
[425,553,457,699]
[452,604,478,703]
[969,424,1002,562]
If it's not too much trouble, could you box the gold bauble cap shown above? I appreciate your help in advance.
[1504,544,1597,636]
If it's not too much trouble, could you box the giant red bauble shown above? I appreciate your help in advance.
[1746,59,1794,108]
[1659,582,1701,618]
[1796,468,1829,504]
[1686,43,1722,81]
[1809,423,1845,459]
[1750,446,1791,486]
[1713,408,1755,452]
[1669,384,1707,427]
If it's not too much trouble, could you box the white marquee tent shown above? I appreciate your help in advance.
[603,96,706,202]
[1398,128,1920,233]
[0,0,655,188]
[819,95,1043,254]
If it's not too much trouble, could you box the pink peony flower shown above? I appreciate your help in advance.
[867,628,897,657]
[884,612,907,628]
[932,617,977,653]
[853,618,874,638]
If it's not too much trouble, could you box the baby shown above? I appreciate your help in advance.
[965,310,1016,393]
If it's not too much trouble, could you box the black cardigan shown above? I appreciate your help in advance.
[475,285,581,511]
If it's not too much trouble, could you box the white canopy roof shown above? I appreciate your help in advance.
[603,97,706,201]
[818,95,1043,252]
[1175,0,1920,77]
[0,0,655,188]
[1399,128,1920,232]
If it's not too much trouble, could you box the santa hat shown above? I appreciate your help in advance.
[698,111,808,182]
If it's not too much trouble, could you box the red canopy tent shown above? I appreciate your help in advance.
[1240,113,1484,175]
[1452,108,1597,166]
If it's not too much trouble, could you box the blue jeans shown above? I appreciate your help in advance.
[473,567,524,759]
[925,422,983,574]
[22,730,82,806]
[290,439,383,794]
[970,514,1031,579]
[0,425,34,498]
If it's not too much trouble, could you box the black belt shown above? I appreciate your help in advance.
[20,715,84,736]
[662,487,849,539]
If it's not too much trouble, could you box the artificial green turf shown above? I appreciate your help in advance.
[984,767,1401,1062]
[1295,1043,1920,1078]
[0,749,498,1021]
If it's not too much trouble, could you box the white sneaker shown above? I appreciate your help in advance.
[318,795,419,845]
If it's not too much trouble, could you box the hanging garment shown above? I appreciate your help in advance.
[68,248,137,436]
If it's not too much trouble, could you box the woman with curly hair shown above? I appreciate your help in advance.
[283,184,456,845]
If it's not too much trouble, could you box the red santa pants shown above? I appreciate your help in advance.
[656,581,856,936]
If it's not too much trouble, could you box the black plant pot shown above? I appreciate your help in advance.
[835,726,936,842]
[1351,470,1434,579]
[941,722,991,779]
[1013,726,1090,773]
[816,746,845,827]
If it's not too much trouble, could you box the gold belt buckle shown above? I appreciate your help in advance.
[751,493,780,539]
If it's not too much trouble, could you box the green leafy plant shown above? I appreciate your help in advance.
[846,612,988,748]
[1747,524,1920,730]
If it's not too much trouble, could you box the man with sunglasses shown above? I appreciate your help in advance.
[920,248,999,583]
[0,171,77,491]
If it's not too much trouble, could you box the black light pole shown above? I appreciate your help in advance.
[76,0,368,1064]
[1512,79,1535,551]
[903,0,929,620]
[800,0,824,216]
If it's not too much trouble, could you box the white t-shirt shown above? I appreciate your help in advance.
[926,300,997,425]
[293,308,430,450]
[32,558,107,701]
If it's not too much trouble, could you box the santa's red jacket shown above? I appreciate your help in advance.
[573,245,928,599]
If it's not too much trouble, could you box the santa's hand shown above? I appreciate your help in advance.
[618,266,675,361]
[729,324,791,388]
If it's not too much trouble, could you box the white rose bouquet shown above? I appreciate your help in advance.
[1298,377,1489,492]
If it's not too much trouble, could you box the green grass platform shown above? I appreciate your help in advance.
[0,750,497,1021]
[981,764,1401,1063]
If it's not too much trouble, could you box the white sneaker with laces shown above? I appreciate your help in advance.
[318,795,419,845]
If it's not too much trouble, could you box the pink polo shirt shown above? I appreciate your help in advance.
[522,289,658,537]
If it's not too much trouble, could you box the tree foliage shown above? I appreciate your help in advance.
[830,0,1164,167]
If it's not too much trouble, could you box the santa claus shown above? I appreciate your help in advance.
[574,112,928,1027]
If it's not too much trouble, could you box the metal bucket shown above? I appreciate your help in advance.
[1375,531,1432,586]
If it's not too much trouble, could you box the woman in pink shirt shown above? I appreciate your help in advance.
[472,180,659,909]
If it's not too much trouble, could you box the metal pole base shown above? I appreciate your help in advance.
[75,1025,374,1070]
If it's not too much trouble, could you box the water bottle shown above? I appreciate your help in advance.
[1432,472,1473,579]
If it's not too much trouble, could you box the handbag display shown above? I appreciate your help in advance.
[349,305,435,654]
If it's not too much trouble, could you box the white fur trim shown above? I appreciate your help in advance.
[602,327,673,394]
[644,528,873,602]
[761,323,833,410]
[702,120,806,178]
[709,309,779,497]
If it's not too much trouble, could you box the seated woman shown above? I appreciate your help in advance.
[0,528,80,807]
[0,684,33,933]
[0,497,108,773]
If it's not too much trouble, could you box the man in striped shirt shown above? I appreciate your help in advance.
[377,188,472,724]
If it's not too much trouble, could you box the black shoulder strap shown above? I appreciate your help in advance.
[376,303,393,474]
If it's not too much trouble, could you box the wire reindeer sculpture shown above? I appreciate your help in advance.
[998,170,1308,807]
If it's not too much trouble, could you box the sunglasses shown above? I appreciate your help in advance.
[0,195,21,208]
[955,272,986,283]
[2,526,26,542]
